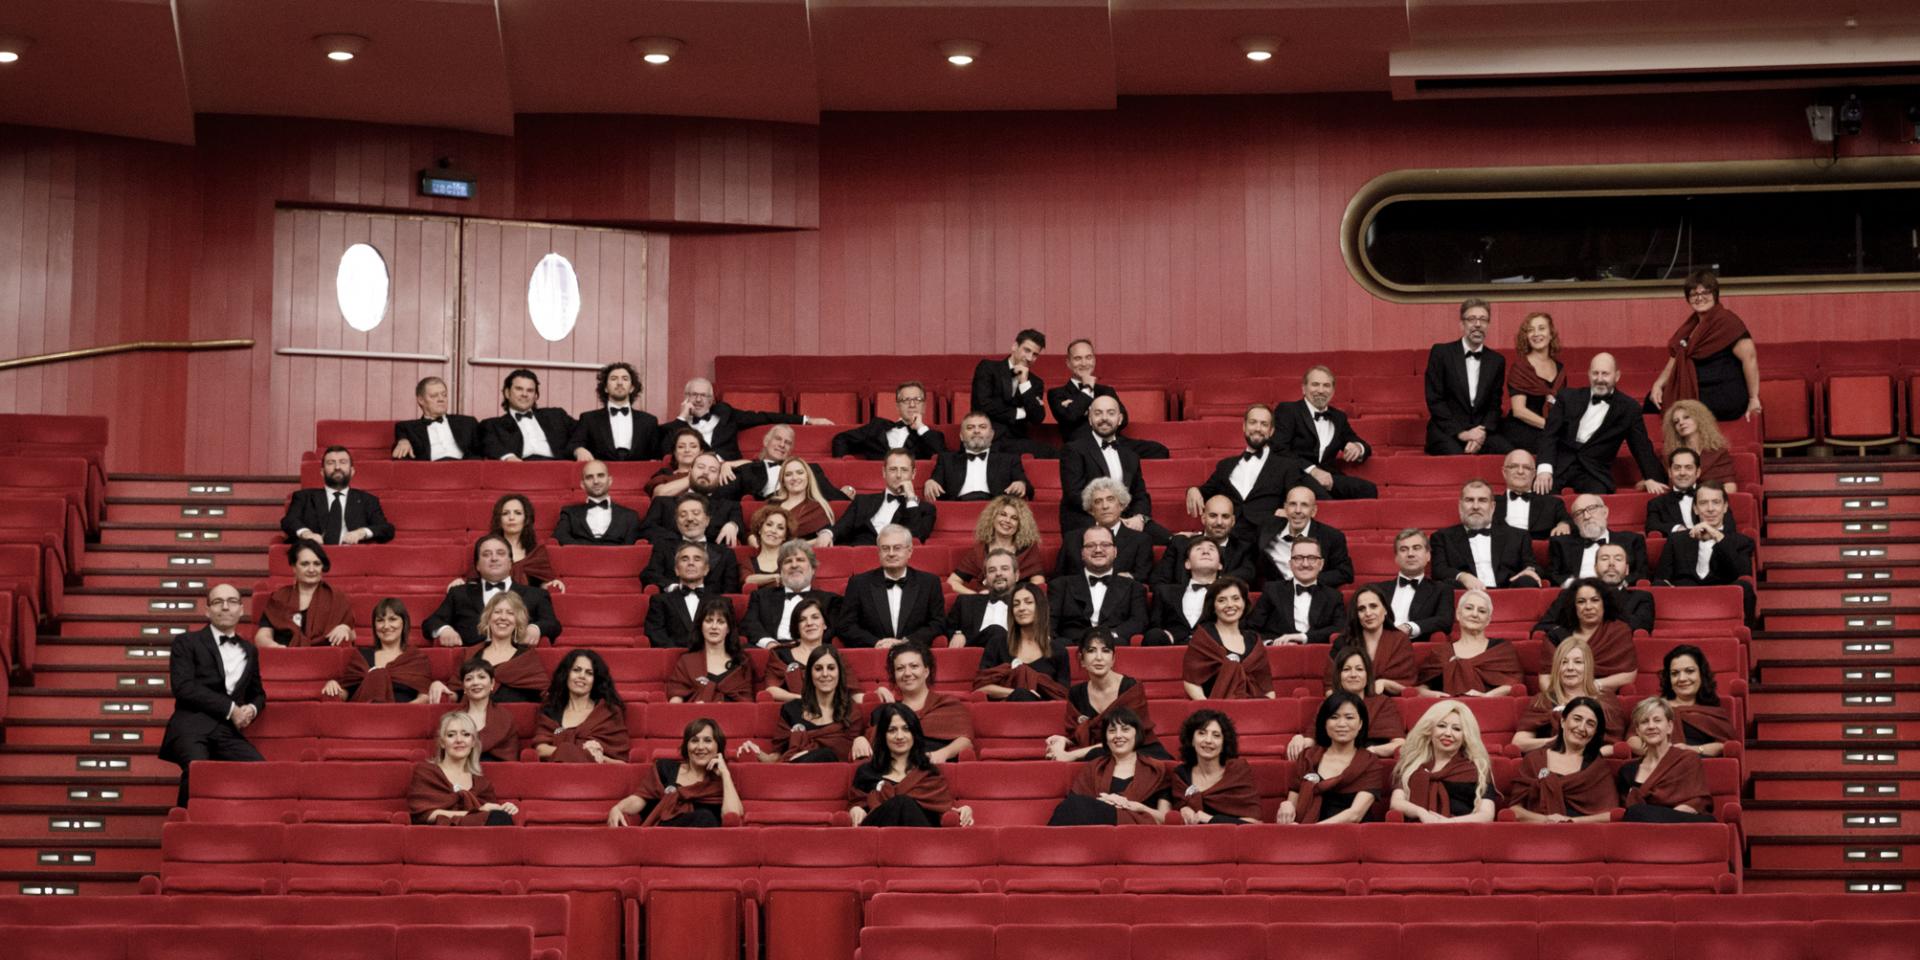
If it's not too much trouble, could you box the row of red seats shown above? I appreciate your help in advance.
[6,923,537,960]
[0,413,107,528]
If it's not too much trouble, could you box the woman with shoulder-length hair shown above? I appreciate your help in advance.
[667,597,757,703]
[950,495,1048,593]
[1182,577,1275,700]
[606,718,743,828]
[1172,709,1261,824]
[1618,697,1715,823]
[1046,706,1175,826]
[1663,399,1739,492]
[770,458,838,545]
[1389,700,1499,823]
[322,597,431,703]
[845,702,973,828]
[489,493,562,592]
[408,711,519,826]
[740,645,871,763]
[1500,311,1566,452]
[1509,695,1618,823]
[973,582,1070,701]
[1513,637,1626,753]
[1278,691,1388,825]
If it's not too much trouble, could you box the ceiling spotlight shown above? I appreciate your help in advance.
[939,39,983,67]
[632,37,683,65]
[0,35,34,64]
[314,34,368,62]
[1238,36,1280,63]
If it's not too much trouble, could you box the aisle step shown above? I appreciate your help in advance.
[1764,612,1920,633]
[0,810,165,841]
[58,590,250,619]
[1751,772,1918,802]
[1747,686,1917,715]
[0,875,147,896]
[81,571,266,591]
[30,668,168,693]
[105,499,285,525]
[0,751,170,778]
[80,547,271,575]
[0,779,177,807]
[1761,543,1920,564]
[1758,587,1920,611]
[4,692,171,722]
[1767,493,1920,516]
[1753,637,1913,662]
[1757,662,1920,684]
[1,720,163,748]
[1741,800,1920,837]
[0,840,160,874]
[59,616,201,639]
[1763,566,1920,585]
[32,641,172,670]
[1754,717,1920,740]
[1745,742,1920,774]
[1743,873,1912,894]
[107,476,297,500]
[97,523,280,549]
[1749,838,1920,871]
[1762,463,1920,492]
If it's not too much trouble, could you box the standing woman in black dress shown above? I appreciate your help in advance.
[1646,269,1762,422]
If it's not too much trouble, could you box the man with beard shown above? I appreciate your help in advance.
[1185,404,1311,542]
[1046,338,1171,457]
[1548,494,1650,587]
[638,452,744,544]
[479,368,573,461]
[1535,352,1669,496]
[1424,298,1512,455]
[639,492,744,593]
[725,424,850,502]
[1056,478,1155,581]
[925,411,1030,501]
[742,541,840,648]
[1152,494,1255,587]
[553,459,643,546]
[280,446,393,545]
[568,361,661,462]
[1645,447,1736,537]
[1060,395,1160,536]
[1535,542,1655,639]
[945,548,1018,647]
[1431,480,1542,591]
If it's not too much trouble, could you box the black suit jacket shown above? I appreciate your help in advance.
[945,593,1014,646]
[1273,400,1371,472]
[568,408,663,462]
[1197,449,1311,540]
[1048,572,1149,644]
[929,450,1030,501]
[1150,535,1257,587]
[393,415,481,461]
[1430,524,1539,588]
[1547,531,1651,587]
[1535,584,1656,641]
[1252,518,1354,591]
[158,627,265,765]
[1046,381,1118,445]
[730,460,850,502]
[835,568,945,647]
[640,539,743,594]
[279,488,395,544]
[1249,580,1347,643]
[1059,436,1153,532]
[741,585,841,645]
[1494,490,1573,540]
[479,408,575,460]
[1656,530,1755,586]
[1369,576,1458,640]
[971,358,1046,440]
[662,402,802,461]
[831,419,948,460]
[1148,581,1213,642]
[638,496,746,545]
[830,493,936,546]
[1645,489,1739,537]
[1055,524,1154,582]
[643,585,727,648]
[552,501,644,546]
[421,581,562,647]
[1424,341,1507,452]
[1541,388,1668,493]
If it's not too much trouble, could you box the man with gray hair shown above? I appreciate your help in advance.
[835,524,944,649]
[1430,479,1542,590]
[1055,477,1153,580]
[661,376,824,460]
[742,540,840,649]
[728,424,850,502]
[1273,365,1377,500]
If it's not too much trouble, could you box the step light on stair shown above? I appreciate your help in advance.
[166,556,213,567]
[1842,725,1898,738]
[138,626,186,637]
[186,484,233,495]
[179,507,226,518]
[20,884,79,896]
[1845,848,1904,862]
[1844,522,1892,533]
[67,788,121,802]
[1848,881,1907,893]
[76,758,130,771]
[99,702,151,715]
[1842,694,1897,707]
[1844,813,1902,827]
[1845,642,1896,655]
[1846,617,1896,629]
[146,600,194,612]
[157,579,205,590]
[48,818,105,833]
[1843,670,1897,682]
[1842,594,1892,604]
[1842,548,1889,558]
[126,647,168,660]
[115,676,166,690]
[88,731,143,744]
[172,531,221,542]
[36,851,94,866]
[1843,499,1891,510]
[1844,783,1900,796]
[1845,571,1895,581]
[1838,474,1885,486]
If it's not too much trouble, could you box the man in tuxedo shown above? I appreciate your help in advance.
[639,493,744,593]
[1151,494,1256,587]
[1048,526,1149,645]
[280,446,394,545]
[1548,494,1650,587]
[553,460,643,546]
[568,361,661,462]
[1370,529,1457,640]
[160,584,264,807]
[422,535,562,646]
[1046,338,1172,458]
[1424,299,1513,455]
[1186,404,1312,541]
[970,328,1050,451]
[829,450,937,546]
[1144,539,1224,645]
[742,541,840,649]
[1535,542,1655,640]
[924,412,1030,502]
[392,375,479,461]
[661,377,825,461]
[1056,478,1155,581]
[1431,480,1543,590]
[639,455,745,544]
[479,368,574,461]
[1274,365,1378,500]
[1645,447,1736,537]
[1060,395,1161,535]
[945,548,1017,648]
[643,542,727,648]
[1253,485,1354,590]
[1249,536,1346,645]
[1493,449,1572,540]
[1535,353,1670,496]
[832,381,948,460]
[727,425,851,502]
[1655,482,1756,623]
[835,525,945,649]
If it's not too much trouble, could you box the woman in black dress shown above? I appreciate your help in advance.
[1046,706,1175,825]
[846,703,973,828]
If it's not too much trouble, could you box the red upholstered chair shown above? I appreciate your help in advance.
[724,389,786,414]
[315,419,398,460]
[1672,921,1816,960]
[400,828,526,894]
[396,925,536,960]
[797,391,860,424]
[944,765,1078,827]
[971,702,1061,759]
[133,925,268,960]
[282,823,408,895]
[1809,920,1920,960]
[5,926,128,960]
[1825,374,1903,453]
[862,925,993,960]
[731,763,850,825]
[279,924,397,960]
[1130,922,1265,960]
[157,822,286,894]
[1397,922,1534,960]
[488,761,631,825]
[645,887,746,960]
[1115,390,1169,423]
[1268,923,1401,960]
[1758,378,1816,452]
[1535,922,1674,960]
[1183,380,1286,421]
[187,760,299,822]
[996,923,1130,960]
[763,887,865,960]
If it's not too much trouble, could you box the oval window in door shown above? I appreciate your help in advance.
[335,243,390,332]
[527,253,581,342]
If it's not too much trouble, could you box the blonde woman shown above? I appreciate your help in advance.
[408,712,519,826]
[1389,700,1498,823]
[1662,399,1737,492]
[1512,638,1625,753]
[425,592,548,703]
[949,495,1047,594]
[772,458,837,544]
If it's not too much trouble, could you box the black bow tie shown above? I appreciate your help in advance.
[1099,440,1116,451]
[1508,492,1526,502]
[216,634,239,646]
[609,407,629,417]
[672,583,703,594]
[893,420,910,430]
[1088,575,1111,587]
[426,416,445,425]
[1675,488,1695,498]
[1241,448,1264,462]
[1281,533,1299,543]
[784,591,807,601]
[1464,349,1483,360]
[966,453,988,463]
[1078,383,1094,395]
[1188,581,1209,593]
[483,581,507,591]
[690,414,715,425]
[1294,584,1314,597]
[885,493,906,506]
[1586,536,1608,547]
[1467,530,1490,540]
[884,578,905,591]
[587,500,609,511]
[1398,577,1420,589]
[1311,410,1329,422]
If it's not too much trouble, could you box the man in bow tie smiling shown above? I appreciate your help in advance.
[1424,299,1514,456]
[662,377,819,461]
[1049,526,1149,644]
[1548,494,1650,587]
[832,381,948,461]
[1368,529,1457,639]
[160,583,265,808]
[392,375,479,460]
[742,541,840,649]
[1275,365,1377,500]
[835,525,944,649]
[1250,536,1346,645]
[568,361,661,462]
[1187,404,1310,540]
[479,368,574,461]
[1492,448,1573,541]
[1430,480,1541,591]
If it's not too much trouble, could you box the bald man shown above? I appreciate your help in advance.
[1536,353,1668,496]
[1492,448,1572,540]
[660,377,821,461]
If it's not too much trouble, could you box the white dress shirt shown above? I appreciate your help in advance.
[871,493,914,534]
[325,488,353,543]
[425,418,462,460]
[1265,521,1311,580]
[1503,491,1531,532]
[674,581,706,621]
[1389,575,1420,636]
[1308,404,1336,460]
[1695,535,1716,580]
[756,461,782,497]
[1577,537,1605,581]
[885,421,931,451]
[1097,437,1124,481]
[981,597,1009,635]
[1086,571,1111,614]
[960,452,992,496]
[776,589,807,641]
[607,405,635,452]
[585,498,614,537]
[481,577,513,608]
[883,576,906,635]
[1290,582,1315,633]
[689,413,718,446]
[1462,338,1483,405]
[213,631,247,697]
[1010,362,1031,420]
[513,411,555,459]
[1181,580,1210,627]
[1674,491,1696,531]
[1574,395,1611,445]
[1229,447,1267,501]
[1467,530,1496,583]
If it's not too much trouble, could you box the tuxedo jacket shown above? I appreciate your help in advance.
[741,585,841,645]
[1430,524,1539,588]
[1197,449,1311,539]
[553,501,644,546]
[1249,580,1347,644]
[1368,576,1458,639]
[279,488,395,544]
[1494,490,1574,540]
[1055,524,1154,582]
[831,419,948,461]
[661,402,802,460]
[1273,400,1371,472]
[1645,489,1739,537]
[568,408,663,462]
[159,626,266,765]
[945,593,1014,646]
[1535,585,1656,641]
[971,358,1047,440]
[393,415,481,461]
[835,568,945,647]
[1252,518,1355,591]
[422,581,562,646]
[1150,535,1257,587]
[928,449,1030,502]
[1059,436,1154,532]
[730,460,851,502]
[638,496,746,545]
[1148,581,1213,642]
[1046,381,1119,445]
[829,493,936,546]
[1424,341,1507,452]
[1541,388,1668,492]
[1547,530,1650,587]
[1656,530,1756,586]
[639,539,743,594]
[1048,572,1150,644]
[643,585,727,648]
[479,408,575,460]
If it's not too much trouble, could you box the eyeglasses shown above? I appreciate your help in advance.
[1686,290,1715,300]
[1574,505,1606,518]
[207,598,244,607]
[1291,555,1324,564]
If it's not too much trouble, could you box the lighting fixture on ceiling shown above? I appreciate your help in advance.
[0,35,34,64]
[1238,36,1280,63]
[314,34,368,62]
[939,39,983,67]
[632,37,683,65]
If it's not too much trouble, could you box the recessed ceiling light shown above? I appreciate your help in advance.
[314,34,368,62]
[0,35,34,64]
[1238,36,1280,63]
[939,39,984,67]
[632,37,683,65]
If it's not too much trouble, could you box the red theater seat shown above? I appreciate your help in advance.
[1130,922,1265,960]
[1825,374,1902,451]
[798,391,860,424]
[725,389,786,414]
[1672,922,1813,960]
[1398,922,1533,960]
[863,925,993,960]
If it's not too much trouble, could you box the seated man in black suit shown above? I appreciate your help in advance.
[1493,448,1572,540]
[1274,365,1377,500]
[280,446,394,545]
[1249,536,1346,645]
[1424,298,1513,455]
[1185,404,1312,542]
[1370,528,1457,640]
[423,535,562,646]
[1254,485,1354,591]
[1431,480,1543,591]
[971,328,1050,453]
[945,547,1017,648]
[742,541,840,649]
[828,449,937,546]
[1152,494,1256,587]
[160,583,264,807]
[1654,482,1756,623]
[1535,542,1655,640]
[1645,447,1737,537]
[835,524,945,649]
[1046,338,1171,459]
[639,455,745,544]
[1548,494,1650,587]
[1056,478,1154,581]
[832,381,948,461]
[643,542,728,648]
[1535,352,1669,496]
[726,424,851,502]
[392,375,479,461]
[639,493,743,593]
[1059,395,1165,538]
[568,361,661,462]
[924,411,1030,502]
[553,460,643,546]
[1048,526,1149,645]
[1143,539,1225,646]
[479,368,574,461]
[661,377,823,461]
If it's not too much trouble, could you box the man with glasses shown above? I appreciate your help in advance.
[159,584,265,808]
[833,381,948,460]
[1424,299,1513,455]
[1250,536,1346,645]
[1492,448,1572,541]
[1548,494,1650,587]
[662,377,826,461]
